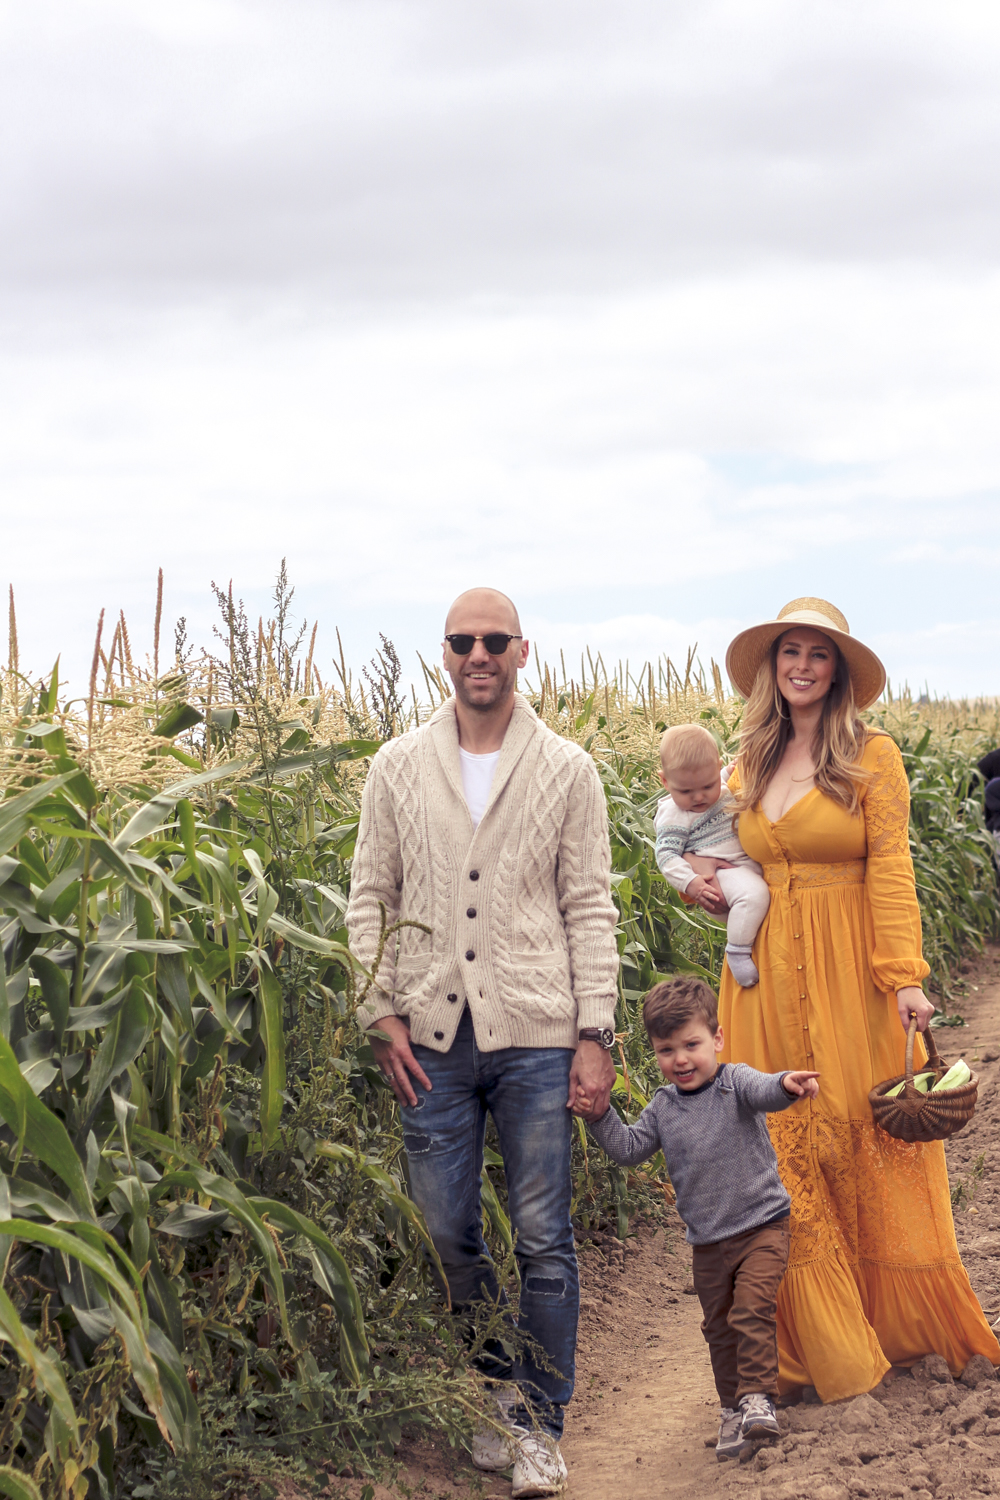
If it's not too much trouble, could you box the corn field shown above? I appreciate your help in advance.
[0,568,995,1498]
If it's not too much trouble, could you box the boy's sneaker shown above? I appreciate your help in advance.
[511,1431,568,1497]
[715,1406,745,1461]
[472,1393,518,1471]
[739,1392,780,1439]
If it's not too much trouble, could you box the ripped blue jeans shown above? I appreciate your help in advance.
[400,1007,578,1438]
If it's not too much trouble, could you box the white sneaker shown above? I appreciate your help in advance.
[511,1431,568,1498]
[739,1391,780,1439]
[716,1405,744,1461]
[471,1394,518,1472]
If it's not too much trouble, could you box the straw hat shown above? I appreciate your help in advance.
[725,597,886,710]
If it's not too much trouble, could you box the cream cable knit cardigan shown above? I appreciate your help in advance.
[346,692,619,1053]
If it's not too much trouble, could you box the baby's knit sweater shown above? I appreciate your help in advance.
[654,781,746,893]
[590,1063,794,1244]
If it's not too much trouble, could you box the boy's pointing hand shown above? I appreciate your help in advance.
[782,1070,820,1099]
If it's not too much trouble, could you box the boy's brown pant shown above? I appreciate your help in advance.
[691,1216,790,1408]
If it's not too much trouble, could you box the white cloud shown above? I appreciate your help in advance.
[3,1,1000,303]
[1,2,999,697]
[524,613,742,690]
[872,621,1000,701]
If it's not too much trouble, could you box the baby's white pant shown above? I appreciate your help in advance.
[715,860,771,949]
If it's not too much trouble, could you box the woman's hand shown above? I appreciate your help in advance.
[896,986,936,1034]
[686,875,724,912]
[684,854,733,917]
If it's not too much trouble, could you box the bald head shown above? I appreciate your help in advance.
[444,588,521,636]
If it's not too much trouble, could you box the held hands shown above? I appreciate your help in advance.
[782,1070,820,1099]
[896,986,936,1035]
[567,1040,616,1122]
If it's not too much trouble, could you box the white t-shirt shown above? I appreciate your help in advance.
[459,747,500,830]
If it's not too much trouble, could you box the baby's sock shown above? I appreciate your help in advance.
[725,944,759,988]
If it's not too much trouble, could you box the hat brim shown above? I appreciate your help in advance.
[725,619,886,711]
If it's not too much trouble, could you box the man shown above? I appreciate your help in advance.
[346,588,618,1498]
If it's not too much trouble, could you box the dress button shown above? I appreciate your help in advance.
[470,870,480,881]
[799,994,805,1000]
[447,993,458,1003]
[797,965,803,971]
[466,950,475,961]
[467,907,477,918]
[434,1031,444,1040]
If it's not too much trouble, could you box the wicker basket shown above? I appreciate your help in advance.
[869,1015,978,1143]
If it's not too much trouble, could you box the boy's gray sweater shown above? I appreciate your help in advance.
[590,1063,794,1245]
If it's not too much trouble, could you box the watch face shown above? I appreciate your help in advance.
[600,1027,615,1048]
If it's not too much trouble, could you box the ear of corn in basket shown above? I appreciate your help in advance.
[932,1058,973,1091]
[884,1058,972,1099]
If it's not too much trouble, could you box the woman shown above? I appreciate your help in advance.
[716,597,999,1402]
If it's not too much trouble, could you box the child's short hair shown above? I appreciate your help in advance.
[658,723,721,775]
[643,976,719,1040]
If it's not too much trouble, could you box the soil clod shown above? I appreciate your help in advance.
[961,1352,997,1386]
[912,1352,954,1383]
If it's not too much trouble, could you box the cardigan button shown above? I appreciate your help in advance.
[434,1031,444,1040]
[469,870,479,881]
[467,907,476,918]
[466,950,475,961]
[447,993,458,1003]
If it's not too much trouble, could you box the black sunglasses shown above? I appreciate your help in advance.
[444,633,522,656]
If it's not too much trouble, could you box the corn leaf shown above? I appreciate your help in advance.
[0,1035,93,1216]
[257,967,286,1151]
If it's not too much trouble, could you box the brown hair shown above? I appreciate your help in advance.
[642,976,719,1040]
[731,631,876,818]
[659,723,722,776]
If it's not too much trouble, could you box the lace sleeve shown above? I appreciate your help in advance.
[862,735,930,993]
[863,736,911,857]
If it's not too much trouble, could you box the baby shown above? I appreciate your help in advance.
[654,723,770,987]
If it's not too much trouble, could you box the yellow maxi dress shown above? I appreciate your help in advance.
[720,733,999,1402]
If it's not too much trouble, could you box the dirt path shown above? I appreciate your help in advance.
[385,944,1000,1500]
[559,1221,715,1498]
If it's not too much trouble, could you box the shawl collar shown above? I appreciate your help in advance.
[425,692,541,834]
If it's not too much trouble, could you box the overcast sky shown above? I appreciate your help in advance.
[2,0,999,698]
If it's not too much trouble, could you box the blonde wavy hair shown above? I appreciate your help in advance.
[731,632,877,817]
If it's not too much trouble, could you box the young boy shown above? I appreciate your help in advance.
[654,723,770,987]
[584,977,819,1461]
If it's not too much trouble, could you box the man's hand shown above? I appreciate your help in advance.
[782,1070,820,1099]
[369,1014,432,1107]
[897,986,936,1035]
[568,1040,616,1122]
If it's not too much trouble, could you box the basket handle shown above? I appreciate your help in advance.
[905,1012,943,1085]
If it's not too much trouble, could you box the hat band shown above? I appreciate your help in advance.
[776,610,849,637]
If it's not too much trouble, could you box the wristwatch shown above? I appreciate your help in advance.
[578,1027,616,1050]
